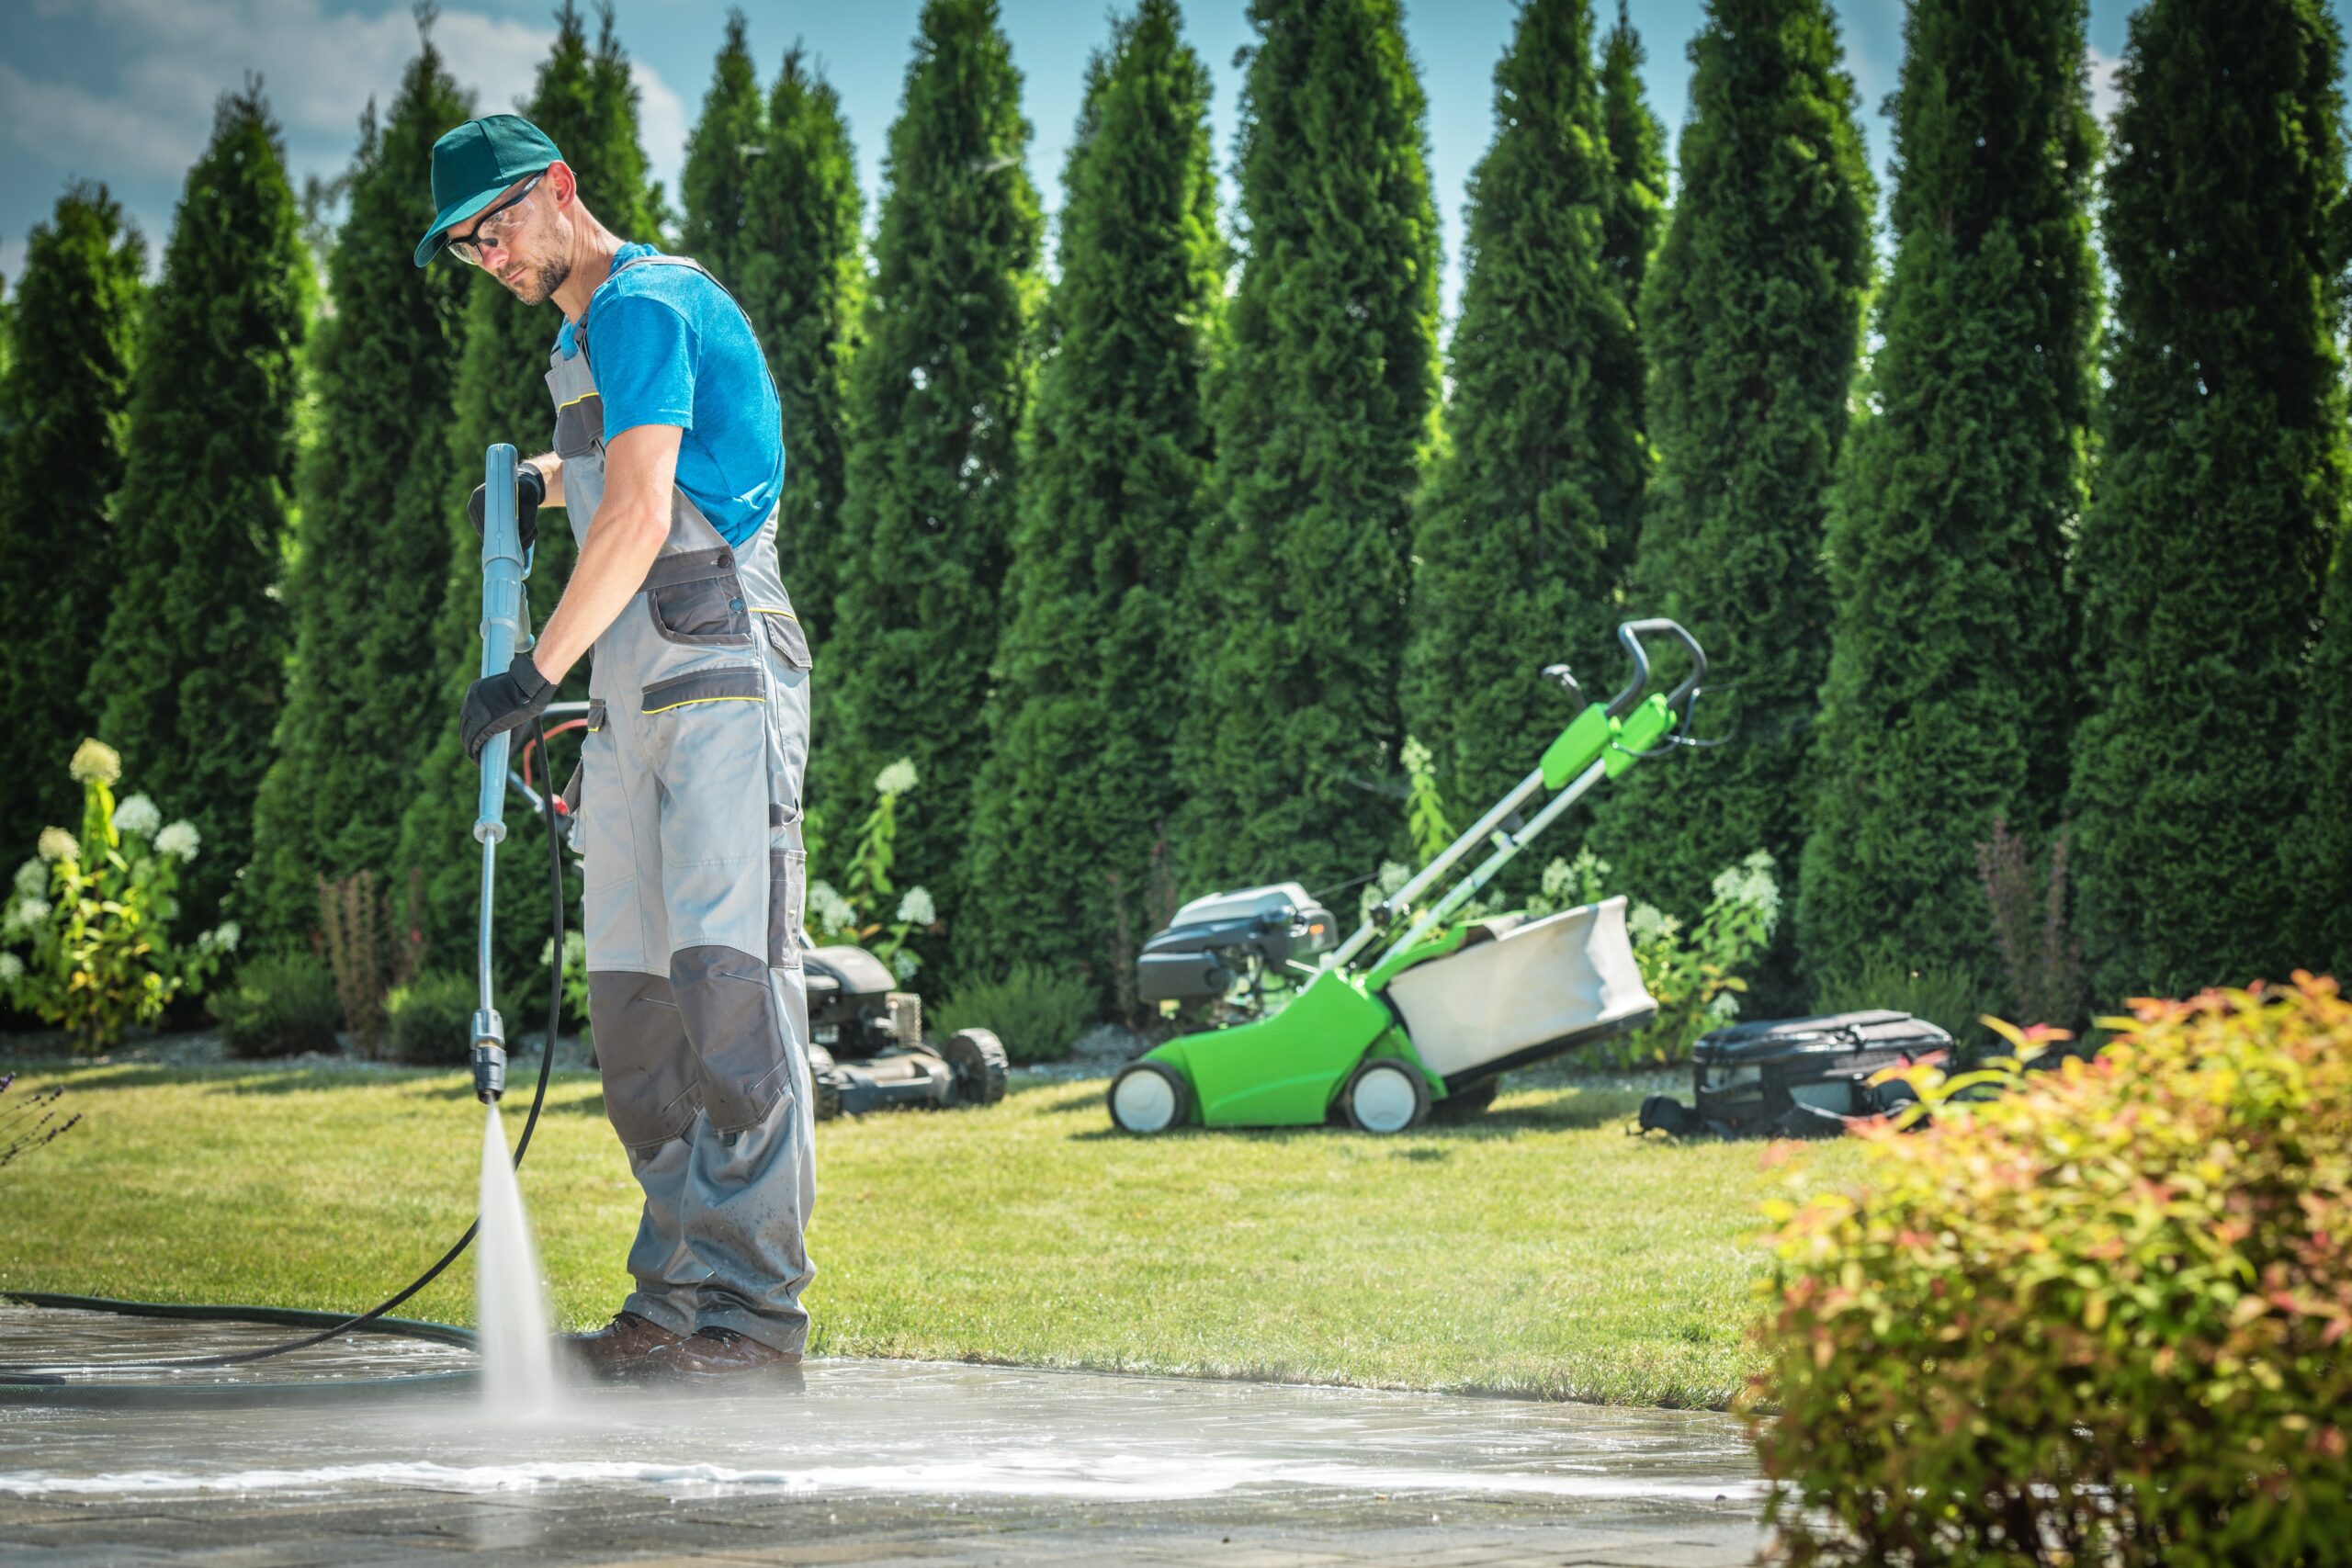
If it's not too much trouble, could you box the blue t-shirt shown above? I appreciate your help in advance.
[555,243,784,547]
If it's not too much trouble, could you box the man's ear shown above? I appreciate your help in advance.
[544,160,579,209]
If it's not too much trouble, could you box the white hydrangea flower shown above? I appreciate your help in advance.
[895,886,936,927]
[563,930,585,968]
[13,858,46,897]
[1707,990,1741,1021]
[37,828,78,863]
[211,921,241,953]
[872,758,919,797]
[68,739,122,785]
[807,879,856,933]
[888,947,922,982]
[0,952,23,983]
[110,794,162,839]
[154,820,201,862]
[5,897,50,937]
[1627,902,1679,946]
[1711,849,1781,935]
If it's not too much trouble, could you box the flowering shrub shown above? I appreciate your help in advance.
[0,740,235,1051]
[806,758,936,982]
[1750,976,2352,1566]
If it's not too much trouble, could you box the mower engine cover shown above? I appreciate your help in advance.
[1136,882,1337,1002]
[1678,1010,1951,1138]
[804,944,903,1055]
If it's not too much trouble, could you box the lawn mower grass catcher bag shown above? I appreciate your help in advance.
[1637,1010,1951,1140]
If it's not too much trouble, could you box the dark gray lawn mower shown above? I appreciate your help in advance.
[1636,1010,1951,1139]
[799,946,1007,1121]
[511,716,1008,1125]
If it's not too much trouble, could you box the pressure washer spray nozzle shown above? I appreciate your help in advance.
[470,1009,507,1103]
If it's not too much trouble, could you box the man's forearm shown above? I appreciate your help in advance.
[526,423,684,685]
[531,496,666,683]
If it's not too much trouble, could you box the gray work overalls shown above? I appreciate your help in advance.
[548,252,816,1355]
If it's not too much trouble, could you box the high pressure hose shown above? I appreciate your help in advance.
[3,446,566,1379]
[64,761,569,1372]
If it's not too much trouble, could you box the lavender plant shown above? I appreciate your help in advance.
[0,1073,81,1169]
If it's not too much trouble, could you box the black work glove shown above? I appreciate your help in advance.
[467,461,545,556]
[462,651,556,763]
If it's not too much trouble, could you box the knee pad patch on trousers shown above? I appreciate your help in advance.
[587,972,701,1153]
[670,944,790,1134]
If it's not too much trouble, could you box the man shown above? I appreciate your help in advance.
[418,114,815,1378]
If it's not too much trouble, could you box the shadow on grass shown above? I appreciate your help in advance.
[15,1062,444,1098]
[1060,1081,1648,1143]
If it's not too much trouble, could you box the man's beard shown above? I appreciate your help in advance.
[507,254,570,305]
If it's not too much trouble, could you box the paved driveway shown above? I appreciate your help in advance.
[1,1307,1768,1565]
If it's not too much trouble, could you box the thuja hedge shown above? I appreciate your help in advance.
[1750,976,2352,1565]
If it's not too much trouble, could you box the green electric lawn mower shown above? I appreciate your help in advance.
[1106,618,1713,1135]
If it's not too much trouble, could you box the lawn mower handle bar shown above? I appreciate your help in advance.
[1603,618,1707,720]
[1325,618,1706,972]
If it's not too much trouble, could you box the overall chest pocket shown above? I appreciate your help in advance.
[647,570,753,646]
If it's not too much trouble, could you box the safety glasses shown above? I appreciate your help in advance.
[446,172,545,266]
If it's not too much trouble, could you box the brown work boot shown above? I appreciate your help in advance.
[659,1325,802,1378]
[561,1310,684,1379]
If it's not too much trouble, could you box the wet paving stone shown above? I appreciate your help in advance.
[2,1304,1768,1564]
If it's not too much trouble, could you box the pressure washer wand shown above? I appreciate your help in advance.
[471,443,528,1104]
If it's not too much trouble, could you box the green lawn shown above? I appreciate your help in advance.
[0,1056,1859,1408]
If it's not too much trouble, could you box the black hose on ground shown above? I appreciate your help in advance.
[0,716,568,1379]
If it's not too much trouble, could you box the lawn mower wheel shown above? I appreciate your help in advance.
[1109,1060,1192,1134]
[941,1028,1010,1108]
[1343,1059,1430,1134]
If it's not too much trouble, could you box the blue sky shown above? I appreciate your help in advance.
[0,1,2209,315]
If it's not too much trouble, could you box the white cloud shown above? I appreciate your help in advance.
[2086,45,2125,127]
[0,0,689,276]
[0,60,198,176]
[41,0,549,147]
[632,58,688,194]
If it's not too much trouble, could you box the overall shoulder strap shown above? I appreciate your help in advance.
[578,254,719,370]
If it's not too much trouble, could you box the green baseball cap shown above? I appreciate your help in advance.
[414,114,563,267]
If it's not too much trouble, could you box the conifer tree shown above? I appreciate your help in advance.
[1173,0,1441,897]
[1401,0,1641,845]
[1796,0,2098,998]
[393,2,662,971]
[956,0,1221,991]
[679,8,763,286]
[1598,3,1666,327]
[821,0,1041,966]
[2071,0,2347,998]
[0,186,143,860]
[739,48,864,629]
[2293,536,2352,979]
[87,86,310,929]
[1586,0,1871,951]
[246,36,473,951]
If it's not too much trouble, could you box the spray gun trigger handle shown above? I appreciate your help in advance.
[1543,663,1582,700]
